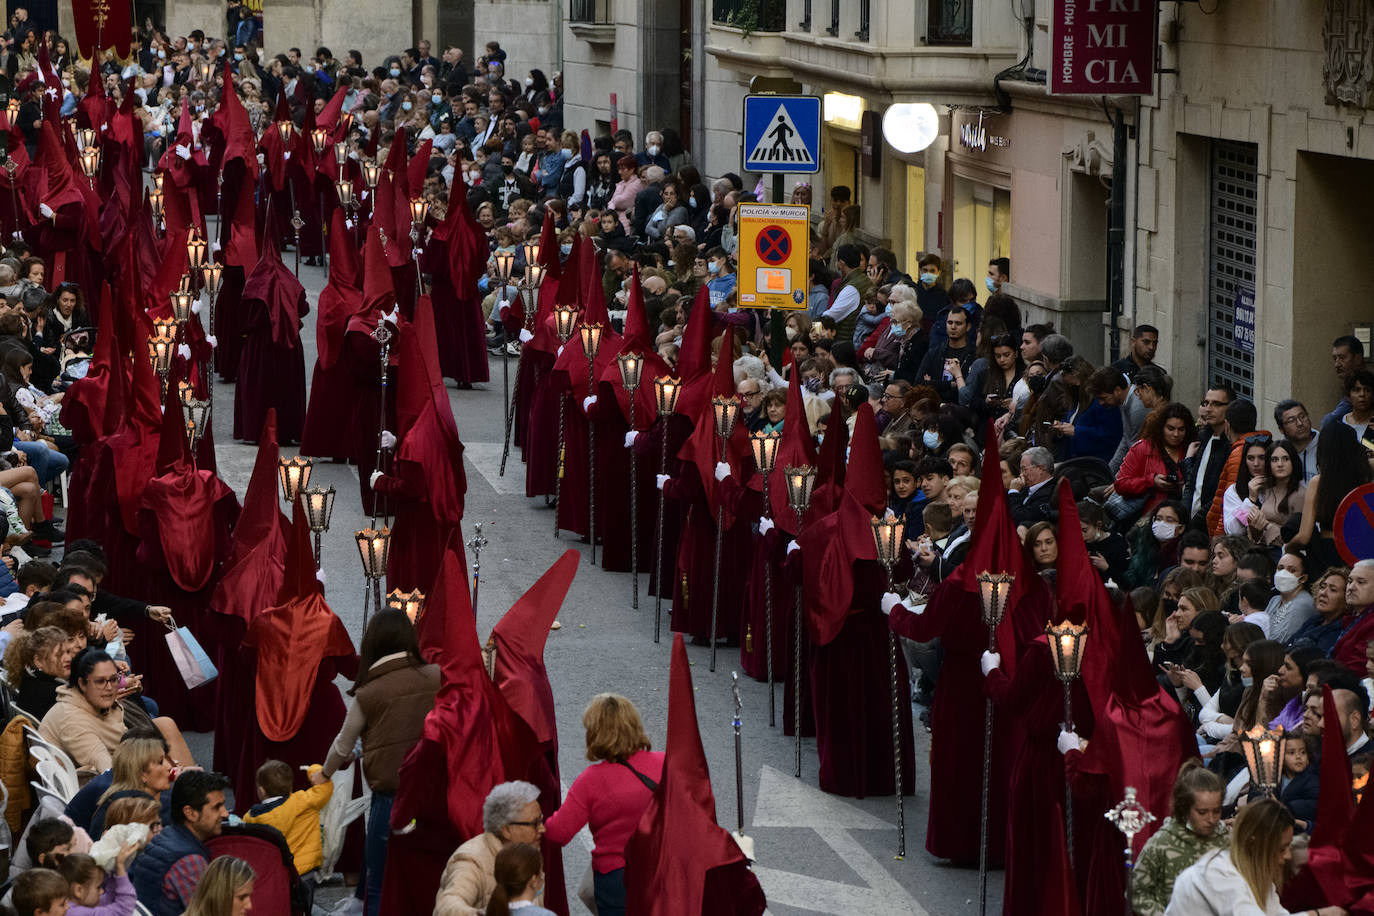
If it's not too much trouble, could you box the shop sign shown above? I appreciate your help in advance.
[1050,0,1156,95]
[958,112,1010,152]
[1233,288,1255,354]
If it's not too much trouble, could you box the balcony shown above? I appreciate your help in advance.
[711,0,786,33]
[706,0,1016,106]
[569,0,615,44]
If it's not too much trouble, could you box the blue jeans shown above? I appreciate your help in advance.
[594,868,626,916]
[364,791,394,916]
[14,440,67,486]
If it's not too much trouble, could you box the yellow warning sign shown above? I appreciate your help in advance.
[737,203,809,310]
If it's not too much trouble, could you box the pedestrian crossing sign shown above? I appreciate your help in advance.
[743,95,821,174]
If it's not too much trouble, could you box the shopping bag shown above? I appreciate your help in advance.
[164,619,218,689]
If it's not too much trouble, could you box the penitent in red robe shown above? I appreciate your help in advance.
[300,208,364,460]
[233,223,309,444]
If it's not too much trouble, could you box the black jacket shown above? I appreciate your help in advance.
[1008,480,1056,529]
[1182,429,1229,529]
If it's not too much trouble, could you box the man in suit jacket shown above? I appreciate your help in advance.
[1008,446,1056,534]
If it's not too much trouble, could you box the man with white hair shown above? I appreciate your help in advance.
[1008,446,1056,532]
[434,780,546,915]
[1333,559,1374,671]
[638,130,669,170]
[632,165,666,237]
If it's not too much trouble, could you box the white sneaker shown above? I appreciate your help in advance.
[328,897,363,916]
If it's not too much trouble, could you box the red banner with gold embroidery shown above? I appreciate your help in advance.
[71,0,134,63]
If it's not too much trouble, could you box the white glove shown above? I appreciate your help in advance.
[383,305,400,326]
[656,474,670,490]
[190,300,202,315]
[980,651,1001,677]
[368,470,383,489]
[881,592,900,616]
[518,328,534,343]
[496,298,509,316]
[556,345,564,357]
[283,150,291,160]
[315,569,327,585]
[379,429,397,449]
[205,334,218,349]
[175,144,191,160]
[758,517,774,536]
[786,540,799,556]
[582,395,596,413]
[624,431,638,448]
[730,831,756,863]
[714,461,730,482]
[1058,729,1080,756]
[177,343,191,361]
[38,203,53,218]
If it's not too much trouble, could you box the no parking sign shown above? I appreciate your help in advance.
[737,204,809,310]
[1335,482,1374,564]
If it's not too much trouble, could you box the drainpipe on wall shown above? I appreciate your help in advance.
[1107,102,1128,360]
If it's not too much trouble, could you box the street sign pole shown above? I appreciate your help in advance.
[771,173,785,369]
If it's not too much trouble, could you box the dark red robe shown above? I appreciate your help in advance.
[233,234,308,444]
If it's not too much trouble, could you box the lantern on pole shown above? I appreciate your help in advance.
[550,305,580,538]
[616,351,645,608]
[354,526,392,627]
[276,119,294,144]
[579,322,605,560]
[148,188,164,229]
[974,570,1016,914]
[310,127,328,155]
[361,159,381,189]
[749,429,781,724]
[650,376,683,643]
[186,230,208,269]
[783,465,817,776]
[386,588,426,624]
[1046,619,1089,868]
[497,258,548,478]
[492,249,515,282]
[277,456,314,504]
[170,290,194,325]
[522,239,541,267]
[871,514,908,858]
[182,398,211,457]
[335,178,355,209]
[301,485,337,570]
[706,395,742,672]
[1240,726,1287,797]
[79,147,100,186]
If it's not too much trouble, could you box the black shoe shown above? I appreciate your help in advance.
[24,542,51,558]
[32,520,64,543]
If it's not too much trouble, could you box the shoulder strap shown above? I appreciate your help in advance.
[616,759,659,792]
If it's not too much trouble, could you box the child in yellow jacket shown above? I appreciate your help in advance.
[242,759,333,877]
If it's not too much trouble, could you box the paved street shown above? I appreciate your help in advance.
[196,253,1004,914]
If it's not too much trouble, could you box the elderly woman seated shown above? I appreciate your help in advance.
[433,781,547,916]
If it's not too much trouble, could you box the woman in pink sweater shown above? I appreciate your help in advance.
[544,694,664,916]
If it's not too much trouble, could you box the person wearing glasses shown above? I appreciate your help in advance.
[543,694,664,916]
[736,377,768,433]
[1274,399,1318,483]
[37,648,132,779]
[435,781,548,916]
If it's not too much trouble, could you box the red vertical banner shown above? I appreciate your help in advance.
[71,0,134,62]
[610,92,618,134]
[1049,0,1156,95]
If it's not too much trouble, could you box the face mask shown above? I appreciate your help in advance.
[421,76,432,87]
[1162,598,1179,614]
[187,41,196,51]
[525,77,533,87]
[401,101,413,111]
[1274,570,1301,593]
[883,303,893,317]
[234,52,243,61]
[560,148,572,160]
[560,243,572,256]
[688,196,697,208]
[985,276,997,294]
[962,301,974,312]
[389,67,401,77]
[803,377,822,393]
[432,94,442,105]
[922,430,940,449]
[538,105,548,115]
[1151,520,1180,542]
[1240,676,1254,688]
[785,326,799,341]
[502,163,513,174]
[919,272,937,287]
[890,323,906,338]
[1026,375,1048,394]
[158,49,167,59]
[708,261,720,275]
[647,144,660,156]
[468,169,480,180]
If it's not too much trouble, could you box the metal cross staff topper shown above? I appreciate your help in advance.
[467,524,489,616]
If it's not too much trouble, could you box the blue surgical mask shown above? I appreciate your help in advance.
[389,67,401,77]
[985,276,997,294]
[708,261,720,275]
[1241,676,1254,688]
[962,301,974,312]
[922,430,940,449]
[890,323,905,338]
[919,272,937,287]
[883,304,893,316]
[559,148,572,160]
[559,243,572,256]
[234,52,243,62]
[688,196,697,208]
[401,101,413,111]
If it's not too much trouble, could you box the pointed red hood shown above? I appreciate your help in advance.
[675,286,715,385]
[769,367,818,531]
[273,88,292,125]
[37,121,85,214]
[58,278,124,444]
[315,208,363,371]
[155,361,192,474]
[242,228,308,348]
[318,84,348,133]
[553,272,623,403]
[407,139,433,195]
[624,635,766,916]
[218,63,259,173]
[807,398,848,520]
[393,533,541,837]
[678,335,751,515]
[392,295,467,525]
[599,267,670,430]
[243,498,355,742]
[843,404,885,516]
[430,184,488,295]
[490,550,580,748]
[361,225,396,313]
[209,411,290,623]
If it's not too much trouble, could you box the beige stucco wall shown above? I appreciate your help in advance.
[472,0,561,86]
[1137,0,1374,415]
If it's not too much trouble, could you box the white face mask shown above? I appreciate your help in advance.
[524,77,533,87]
[1151,520,1180,542]
[647,144,660,156]
[1274,569,1301,594]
